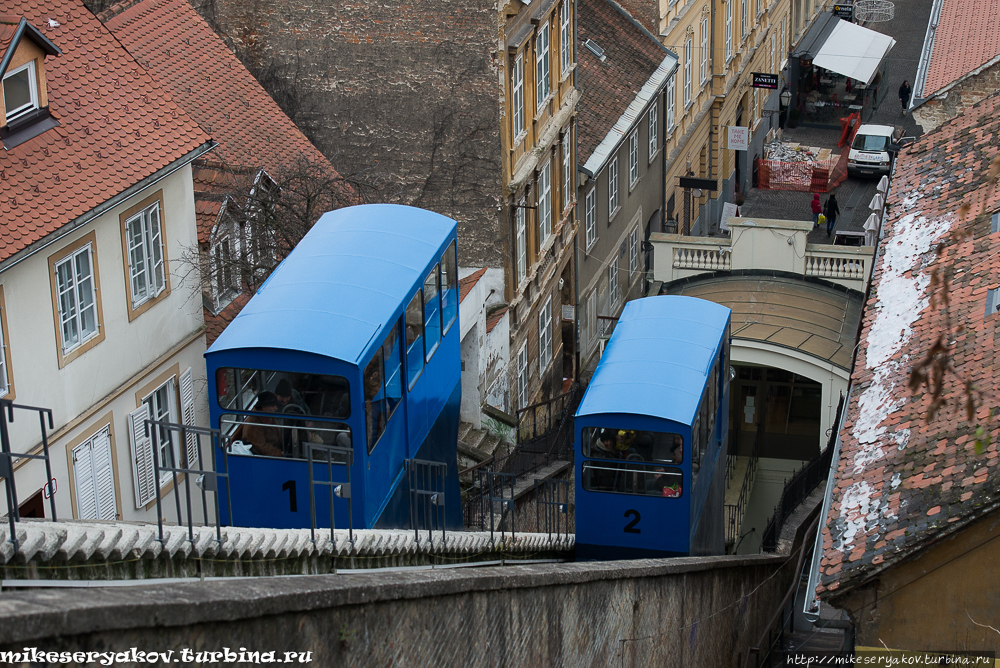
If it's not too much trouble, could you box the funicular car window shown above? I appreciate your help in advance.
[582,426,683,463]
[582,460,683,498]
[364,349,386,453]
[216,368,352,460]
[221,413,351,460]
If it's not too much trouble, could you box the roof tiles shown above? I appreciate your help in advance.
[0,0,211,264]
[104,0,331,173]
[817,91,1000,597]
[576,0,671,166]
[923,0,1000,96]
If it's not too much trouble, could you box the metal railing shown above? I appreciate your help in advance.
[406,458,447,544]
[515,386,577,445]
[473,469,517,542]
[148,419,231,546]
[0,401,57,552]
[597,314,618,340]
[760,395,845,552]
[534,478,570,545]
[304,442,353,546]
[725,434,760,549]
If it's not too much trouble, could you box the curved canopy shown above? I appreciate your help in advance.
[208,204,457,365]
[576,296,731,426]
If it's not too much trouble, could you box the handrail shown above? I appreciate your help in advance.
[726,433,760,548]
[743,515,820,668]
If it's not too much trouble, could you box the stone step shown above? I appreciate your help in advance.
[458,421,474,444]
[481,433,503,457]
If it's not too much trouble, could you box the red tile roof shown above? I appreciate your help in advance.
[459,267,488,303]
[205,291,250,345]
[817,91,1000,598]
[577,0,672,165]
[486,307,508,334]
[923,0,1000,96]
[0,0,211,264]
[104,0,331,172]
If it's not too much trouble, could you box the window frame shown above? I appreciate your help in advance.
[562,130,572,211]
[726,1,733,60]
[538,161,552,244]
[539,297,553,372]
[364,347,387,454]
[139,375,179,486]
[629,226,639,275]
[684,37,692,106]
[516,341,528,410]
[741,0,747,41]
[441,240,459,335]
[405,289,425,390]
[516,200,527,284]
[700,17,709,83]
[609,255,620,311]
[423,264,442,362]
[48,231,105,368]
[0,286,14,400]
[560,1,572,75]
[585,189,597,249]
[667,76,676,130]
[512,52,525,142]
[648,101,658,162]
[608,157,619,217]
[2,60,39,125]
[120,191,170,320]
[628,130,639,187]
[536,22,551,112]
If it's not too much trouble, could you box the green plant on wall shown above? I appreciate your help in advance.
[483,415,514,443]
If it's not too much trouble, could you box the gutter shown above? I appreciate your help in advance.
[912,0,945,101]
[0,140,217,274]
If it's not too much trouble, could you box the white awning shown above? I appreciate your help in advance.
[813,21,895,85]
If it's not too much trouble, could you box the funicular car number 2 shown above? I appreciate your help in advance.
[624,509,641,533]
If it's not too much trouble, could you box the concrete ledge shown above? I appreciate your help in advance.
[0,553,785,645]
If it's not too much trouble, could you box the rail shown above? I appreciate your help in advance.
[0,400,57,552]
[725,433,760,549]
[515,386,577,445]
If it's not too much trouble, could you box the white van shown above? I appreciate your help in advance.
[847,124,910,178]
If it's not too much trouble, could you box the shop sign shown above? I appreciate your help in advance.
[752,72,779,89]
[832,4,853,19]
[727,126,750,151]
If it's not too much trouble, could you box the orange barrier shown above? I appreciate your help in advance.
[755,150,849,194]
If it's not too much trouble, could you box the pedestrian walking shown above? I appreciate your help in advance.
[811,193,822,226]
[899,80,911,114]
[824,193,840,236]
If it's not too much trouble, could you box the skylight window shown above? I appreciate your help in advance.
[584,39,606,62]
[3,61,38,124]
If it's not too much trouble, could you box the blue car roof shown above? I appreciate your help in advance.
[576,296,731,426]
[207,204,457,366]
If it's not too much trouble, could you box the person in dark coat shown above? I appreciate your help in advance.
[824,194,840,236]
[810,193,823,225]
[899,80,911,114]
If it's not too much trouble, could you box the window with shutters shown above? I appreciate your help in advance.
[516,200,527,284]
[726,1,733,60]
[586,289,597,352]
[629,226,639,275]
[72,425,117,521]
[129,375,180,507]
[144,378,178,476]
[741,0,747,41]
[539,297,553,371]
[667,77,676,130]
[0,286,13,400]
[609,255,620,311]
[120,191,170,320]
[48,231,105,367]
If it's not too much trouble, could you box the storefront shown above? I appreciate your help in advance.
[787,12,896,128]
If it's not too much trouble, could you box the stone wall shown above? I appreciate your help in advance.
[199,0,504,269]
[913,57,1000,133]
[0,554,794,666]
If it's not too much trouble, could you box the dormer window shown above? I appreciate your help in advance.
[3,60,38,123]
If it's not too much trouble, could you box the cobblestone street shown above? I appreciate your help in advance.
[741,0,933,244]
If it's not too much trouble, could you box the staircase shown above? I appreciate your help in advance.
[457,421,506,487]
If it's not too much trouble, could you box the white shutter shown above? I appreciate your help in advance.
[73,440,98,520]
[179,367,199,468]
[91,427,117,521]
[128,404,155,508]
